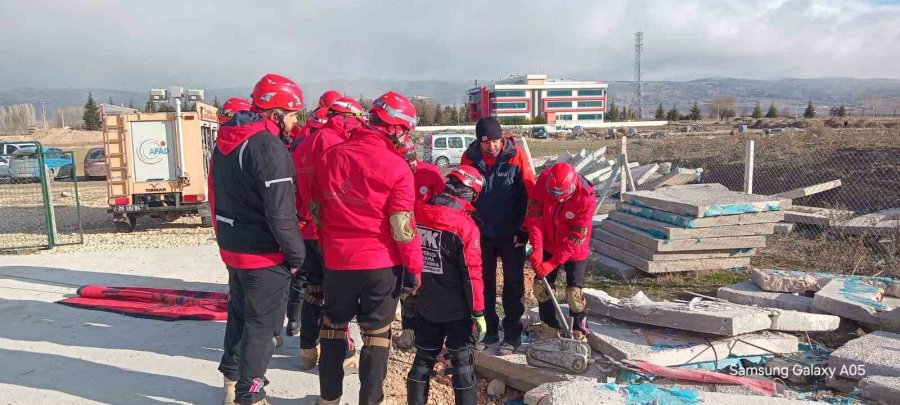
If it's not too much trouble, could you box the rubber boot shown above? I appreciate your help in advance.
[395,328,415,350]
[300,347,319,370]
[343,351,360,375]
[223,377,237,405]
[286,320,301,337]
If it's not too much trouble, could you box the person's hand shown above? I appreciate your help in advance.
[514,230,529,248]
[400,268,420,298]
[472,313,487,342]
[528,249,543,270]
[299,220,308,230]
[535,262,556,278]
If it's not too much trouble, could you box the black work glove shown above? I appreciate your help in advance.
[514,229,529,248]
[400,268,420,298]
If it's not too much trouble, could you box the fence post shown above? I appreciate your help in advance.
[620,136,628,195]
[744,139,755,194]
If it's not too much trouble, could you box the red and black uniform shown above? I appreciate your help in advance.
[211,110,305,405]
[312,126,424,404]
[407,193,484,405]
[525,173,596,335]
[460,136,534,346]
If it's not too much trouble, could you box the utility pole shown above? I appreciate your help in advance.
[40,100,48,129]
[634,31,643,121]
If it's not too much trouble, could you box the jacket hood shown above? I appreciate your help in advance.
[217,111,280,155]
[417,195,474,228]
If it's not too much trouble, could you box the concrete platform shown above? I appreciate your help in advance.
[608,210,776,240]
[717,281,816,313]
[593,230,756,262]
[622,188,790,218]
[591,240,752,273]
[860,375,900,404]
[828,331,900,380]
[600,219,767,252]
[619,202,785,228]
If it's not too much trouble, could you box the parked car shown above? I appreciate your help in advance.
[423,132,476,168]
[0,155,9,178]
[531,126,548,139]
[0,142,35,157]
[83,147,107,179]
[9,146,75,181]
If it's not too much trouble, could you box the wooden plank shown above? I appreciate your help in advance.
[622,188,790,217]
[619,203,784,228]
[599,220,767,252]
[593,231,756,262]
[608,210,776,240]
[774,179,843,200]
[593,240,752,273]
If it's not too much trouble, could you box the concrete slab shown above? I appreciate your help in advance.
[774,222,795,235]
[767,308,841,332]
[631,163,660,185]
[717,281,815,313]
[828,331,900,380]
[608,210,776,240]
[622,188,790,218]
[588,252,645,280]
[860,375,900,404]
[638,167,705,190]
[474,351,571,393]
[593,230,756,262]
[813,278,890,327]
[592,240,752,273]
[837,208,900,237]
[573,147,607,172]
[584,289,773,336]
[783,206,855,227]
[619,202,785,228]
[600,220,767,252]
[525,380,822,405]
[661,183,730,191]
[657,162,673,174]
[751,268,824,293]
[774,179,843,200]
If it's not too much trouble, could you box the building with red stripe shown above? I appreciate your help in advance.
[467,74,608,124]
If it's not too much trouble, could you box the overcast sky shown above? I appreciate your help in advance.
[1,0,898,90]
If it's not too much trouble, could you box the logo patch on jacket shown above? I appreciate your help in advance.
[419,186,428,195]
[565,211,575,219]
[418,226,443,274]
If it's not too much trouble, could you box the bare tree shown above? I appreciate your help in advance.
[0,103,37,134]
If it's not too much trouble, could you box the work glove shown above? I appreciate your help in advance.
[528,248,543,270]
[514,229,529,248]
[400,268,420,298]
[472,312,487,343]
[291,266,307,284]
[535,262,556,279]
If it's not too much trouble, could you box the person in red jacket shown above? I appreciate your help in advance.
[525,162,597,341]
[218,97,252,124]
[211,74,306,405]
[318,90,342,109]
[288,107,328,151]
[407,165,486,405]
[311,91,424,405]
[290,96,366,371]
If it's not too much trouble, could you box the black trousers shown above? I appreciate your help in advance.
[537,254,588,334]
[318,266,402,404]
[481,234,525,346]
[218,263,292,405]
[400,295,417,331]
[298,240,325,349]
[407,317,477,405]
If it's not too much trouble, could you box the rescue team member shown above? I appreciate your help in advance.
[291,96,367,372]
[407,165,487,405]
[287,107,328,152]
[318,89,342,109]
[218,97,253,124]
[211,73,306,405]
[460,116,534,354]
[312,91,424,405]
[395,137,445,350]
[526,162,597,341]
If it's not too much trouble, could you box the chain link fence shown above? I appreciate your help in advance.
[0,142,83,253]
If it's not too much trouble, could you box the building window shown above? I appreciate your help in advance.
[494,90,526,97]
[547,101,573,108]
[546,90,573,97]
[578,101,604,108]
[470,94,481,103]
[557,114,573,121]
[578,89,605,96]
[495,102,527,109]
[578,114,604,120]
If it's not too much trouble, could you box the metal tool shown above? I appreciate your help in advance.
[525,277,592,374]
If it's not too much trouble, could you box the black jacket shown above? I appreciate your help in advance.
[209,111,305,270]
[460,137,533,239]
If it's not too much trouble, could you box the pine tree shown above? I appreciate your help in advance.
[666,105,681,121]
[765,103,778,118]
[689,102,703,120]
[82,92,102,130]
[449,105,459,125]
[837,105,847,118]
[804,101,816,118]
[655,103,665,119]
[108,96,114,105]
[433,103,443,125]
[608,100,619,122]
[751,102,763,119]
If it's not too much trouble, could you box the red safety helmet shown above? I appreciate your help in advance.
[318,90,342,109]
[370,91,418,132]
[219,97,252,124]
[546,162,578,200]
[329,97,365,117]
[447,165,485,198]
[309,108,329,128]
[250,73,304,111]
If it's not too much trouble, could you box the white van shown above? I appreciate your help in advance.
[423,133,476,168]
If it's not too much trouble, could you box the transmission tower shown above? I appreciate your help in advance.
[634,31,644,120]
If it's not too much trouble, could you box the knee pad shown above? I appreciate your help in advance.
[566,286,585,314]
[303,284,324,307]
[319,317,349,341]
[408,348,438,380]
[445,346,476,390]
[362,324,392,349]
[533,279,553,303]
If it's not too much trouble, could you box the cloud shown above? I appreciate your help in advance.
[0,0,897,90]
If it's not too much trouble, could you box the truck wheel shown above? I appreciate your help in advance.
[435,157,450,168]
[200,216,213,228]
[114,214,136,233]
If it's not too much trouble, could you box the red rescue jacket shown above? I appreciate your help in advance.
[414,161,445,203]
[312,127,424,272]
[525,172,597,267]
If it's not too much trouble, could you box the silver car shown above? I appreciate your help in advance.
[423,133,476,168]
[0,155,9,178]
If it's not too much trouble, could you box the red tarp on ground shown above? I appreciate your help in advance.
[59,285,228,321]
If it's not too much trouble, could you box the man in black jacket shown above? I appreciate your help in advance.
[211,73,306,405]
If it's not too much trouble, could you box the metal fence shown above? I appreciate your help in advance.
[0,142,83,253]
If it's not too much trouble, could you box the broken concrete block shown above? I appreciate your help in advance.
[594,230,755,262]
[774,179,843,200]
[783,205,855,227]
[717,281,815,313]
[631,163,659,185]
[828,331,900,380]
[813,278,888,327]
[600,220,767,252]
[588,252,644,280]
[662,183,730,191]
[837,208,900,237]
[592,239,751,273]
[525,380,821,405]
[474,351,569,392]
[487,378,506,398]
[751,268,823,293]
[623,188,790,218]
[860,375,900,404]
[774,222,795,235]
[584,289,773,336]
[608,210,775,240]
[619,202,784,228]
[767,308,841,332]
[657,162,672,174]
[638,167,704,190]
